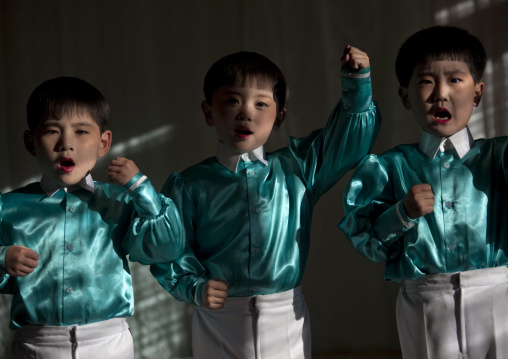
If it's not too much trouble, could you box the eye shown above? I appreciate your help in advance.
[418,79,433,85]
[450,78,462,83]
[256,101,269,107]
[41,129,59,135]
[76,129,89,135]
[225,97,239,104]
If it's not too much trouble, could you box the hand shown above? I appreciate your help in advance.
[403,184,435,219]
[5,245,39,277]
[107,157,140,186]
[341,45,370,70]
[201,278,229,310]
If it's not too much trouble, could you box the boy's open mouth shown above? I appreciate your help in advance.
[59,158,75,172]
[433,108,452,123]
[235,126,253,138]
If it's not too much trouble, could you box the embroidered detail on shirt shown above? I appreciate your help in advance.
[128,175,147,192]
[396,201,415,229]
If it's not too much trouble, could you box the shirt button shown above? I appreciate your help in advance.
[445,201,453,208]
[66,287,73,294]
[253,248,259,254]
[248,170,256,176]
[251,207,259,213]
[251,287,257,292]
[396,232,403,237]
[343,103,349,110]
[443,162,450,169]
[67,244,74,251]
[69,206,75,213]
[343,86,349,92]
[449,244,455,251]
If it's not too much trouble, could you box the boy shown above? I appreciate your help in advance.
[339,26,507,358]
[151,47,380,358]
[0,76,184,358]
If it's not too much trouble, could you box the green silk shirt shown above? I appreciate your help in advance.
[0,174,184,329]
[151,67,381,305]
[339,135,508,281]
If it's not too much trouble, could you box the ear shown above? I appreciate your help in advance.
[473,81,485,107]
[24,130,37,156]
[202,101,214,127]
[272,108,286,132]
[97,130,112,158]
[398,86,411,110]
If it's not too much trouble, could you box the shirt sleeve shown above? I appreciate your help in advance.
[338,154,417,262]
[124,173,185,265]
[288,66,381,203]
[149,172,208,306]
[0,195,13,291]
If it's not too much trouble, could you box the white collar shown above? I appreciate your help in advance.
[215,141,268,173]
[418,127,473,159]
[40,172,95,197]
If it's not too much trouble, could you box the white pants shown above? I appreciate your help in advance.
[397,266,508,359]
[192,286,311,359]
[11,317,134,359]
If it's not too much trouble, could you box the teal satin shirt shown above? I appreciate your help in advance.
[151,67,381,305]
[339,137,508,282]
[0,174,184,329]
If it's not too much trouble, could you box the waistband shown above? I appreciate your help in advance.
[402,266,508,293]
[14,317,130,343]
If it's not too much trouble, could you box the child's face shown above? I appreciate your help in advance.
[24,110,112,187]
[202,79,286,154]
[399,59,484,137]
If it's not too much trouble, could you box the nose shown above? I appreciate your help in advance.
[433,82,448,102]
[236,104,252,121]
[57,133,74,152]
[59,143,73,151]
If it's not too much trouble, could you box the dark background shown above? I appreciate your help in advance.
[1,1,507,357]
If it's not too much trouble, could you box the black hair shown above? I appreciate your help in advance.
[395,26,487,87]
[203,51,288,110]
[27,77,110,133]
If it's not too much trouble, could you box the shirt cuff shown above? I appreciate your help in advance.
[0,246,9,274]
[340,66,372,113]
[396,201,416,229]
[126,173,163,218]
[125,172,148,192]
[194,279,207,306]
[374,201,417,242]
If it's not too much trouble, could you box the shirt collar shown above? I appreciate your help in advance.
[216,141,268,173]
[40,172,95,197]
[418,127,474,159]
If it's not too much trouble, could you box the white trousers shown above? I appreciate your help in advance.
[192,286,311,359]
[11,317,134,359]
[397,266,508,359]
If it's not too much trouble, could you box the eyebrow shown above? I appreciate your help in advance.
[417,69,468,77]
[42,120,96,128]
[222,89,274,99]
